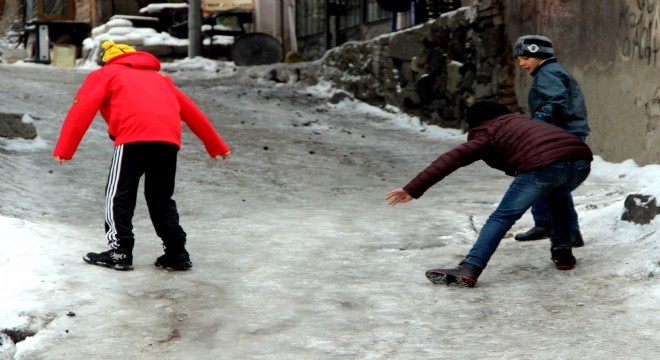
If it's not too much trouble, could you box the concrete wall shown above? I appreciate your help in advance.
[505,0,660,165]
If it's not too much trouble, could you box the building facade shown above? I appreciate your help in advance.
[4,0,464,61]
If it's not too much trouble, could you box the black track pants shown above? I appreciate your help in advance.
[105,142,187,252]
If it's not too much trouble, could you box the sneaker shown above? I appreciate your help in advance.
[515,226,550,241]
[570,231,585,247]
[551,247,576,270]
[83,249,133,271]
[425,261,483,287]
[155,251,192,271]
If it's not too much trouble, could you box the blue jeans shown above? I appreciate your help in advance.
[531,135,587,233]
[464,159,591,269]
[530,195,579,232]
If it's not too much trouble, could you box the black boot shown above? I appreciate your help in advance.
[83,248,133,271]
[515,226,550,241]
[155,250,192,271]
[425,261,483,287]
[551,247,576,270]
[570,231,585,247]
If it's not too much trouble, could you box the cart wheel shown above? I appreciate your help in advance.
[230,32,282,66]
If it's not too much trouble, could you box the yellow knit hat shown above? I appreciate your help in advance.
[101,40,136,63]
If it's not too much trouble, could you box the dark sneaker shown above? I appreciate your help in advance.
[570,231,585,247]
[515,226,550,241]
[155,251,192,271]
[551,247,576,270]
[425,261,483,288]
[83,249,133,271]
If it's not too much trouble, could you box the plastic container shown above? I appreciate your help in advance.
[52,44,77,67]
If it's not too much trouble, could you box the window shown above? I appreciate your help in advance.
[424,0,462,19]
[337,0,360,30]
[35,0,75,20]
[296,0,395,38]
[365,0,391,23]
[297,0,325,37]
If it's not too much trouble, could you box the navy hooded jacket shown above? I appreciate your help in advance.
[528,58,590,138]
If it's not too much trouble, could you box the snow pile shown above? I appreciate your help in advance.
[160,56,237,76]
[138,3,189,14]
[332,97,465,139]
[0,40,27,65]
[78,18,189,68]
[0,136,48,152]
[76,16,238,69]
[0,113,48,152]
[0,217,58,320]
[578,157,660,278]
[590,157,660,197]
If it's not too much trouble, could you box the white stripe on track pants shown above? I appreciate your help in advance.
[105,142,187,252]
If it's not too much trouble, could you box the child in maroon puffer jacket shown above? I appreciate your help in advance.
[386,102,592,287]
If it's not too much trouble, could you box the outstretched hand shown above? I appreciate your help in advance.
[386,188,413,206]
[215,150,231,163]
[54,156,68,165]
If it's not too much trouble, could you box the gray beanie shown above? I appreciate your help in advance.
[513,35,554,59]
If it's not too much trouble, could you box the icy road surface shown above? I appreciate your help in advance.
[0,63,658,359]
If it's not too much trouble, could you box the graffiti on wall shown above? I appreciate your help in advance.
[507,0,568,35]
[645,87,660,134]
[619,0,660,66]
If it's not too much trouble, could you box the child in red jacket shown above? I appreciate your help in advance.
[53,41,231,271]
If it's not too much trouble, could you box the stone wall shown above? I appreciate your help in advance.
[271,1,514,130]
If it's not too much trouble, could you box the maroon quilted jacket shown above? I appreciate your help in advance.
[403,113,593,199]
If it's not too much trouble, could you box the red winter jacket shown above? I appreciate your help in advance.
[403,113,593,199]
[53,51,229,160]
